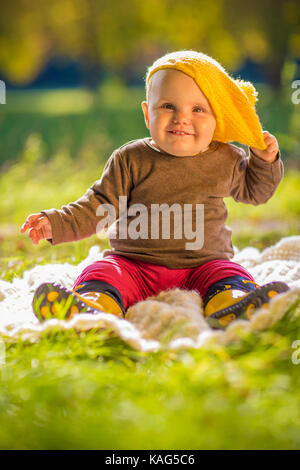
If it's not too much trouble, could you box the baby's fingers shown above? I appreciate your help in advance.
[33,217,47,231]
[28,227,41,245]
[20,213,43,233]
[263,131,276,145]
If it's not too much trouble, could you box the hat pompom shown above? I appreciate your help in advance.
[235,79,258,107]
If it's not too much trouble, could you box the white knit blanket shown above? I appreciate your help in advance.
[1,236,300,351]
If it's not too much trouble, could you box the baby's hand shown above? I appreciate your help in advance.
[250,131,279,163]
[20,213,52,245]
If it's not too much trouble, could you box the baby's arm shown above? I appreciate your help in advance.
[229,131,283,205]
[20,149,131,246]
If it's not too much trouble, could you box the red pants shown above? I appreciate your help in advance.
[73,255,255,311]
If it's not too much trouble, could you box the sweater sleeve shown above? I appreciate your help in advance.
[41,150,132,245]
[229,147,284,205]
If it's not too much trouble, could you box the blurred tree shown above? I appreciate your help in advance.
[0,0,298,89]
[223,0,300,90]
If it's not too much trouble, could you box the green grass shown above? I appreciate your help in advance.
[0,83,147,165]
[1,311,300,449]
[1,85,300,449]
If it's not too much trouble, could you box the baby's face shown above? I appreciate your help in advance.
[141,69,216,156]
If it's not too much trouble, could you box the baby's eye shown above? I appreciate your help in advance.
[162,103,175,110]
[193,106,204,113]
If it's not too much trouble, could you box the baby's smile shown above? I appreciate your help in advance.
[167,129,194,136]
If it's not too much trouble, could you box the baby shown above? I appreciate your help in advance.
[21,50,289,329]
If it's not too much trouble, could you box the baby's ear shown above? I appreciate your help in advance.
[141,101,150,129]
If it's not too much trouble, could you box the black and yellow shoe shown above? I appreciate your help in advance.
[204,281,290,330]
[32,282,124,322]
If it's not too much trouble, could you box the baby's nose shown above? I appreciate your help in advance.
[172,110,190,124]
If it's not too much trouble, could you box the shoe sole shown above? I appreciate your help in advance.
[206,281,290,330]
[32,282,99,321]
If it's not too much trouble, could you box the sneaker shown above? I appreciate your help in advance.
[32,282,101,322]
[205,281,290,329]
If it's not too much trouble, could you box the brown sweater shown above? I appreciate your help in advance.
[42,138,283,268]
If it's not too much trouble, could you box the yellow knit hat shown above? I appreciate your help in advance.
[145,50,267,150]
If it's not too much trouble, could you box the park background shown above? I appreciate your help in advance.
[0,0,300,450]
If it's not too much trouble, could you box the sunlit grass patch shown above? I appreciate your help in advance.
[0,85,146,165]
[0,310,300,449]
[5,89,96,115]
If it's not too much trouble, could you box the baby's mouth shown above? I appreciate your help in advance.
[167,130,193,136]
